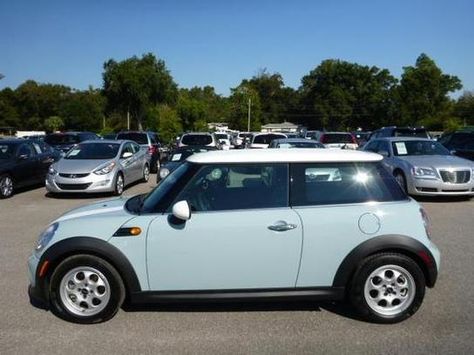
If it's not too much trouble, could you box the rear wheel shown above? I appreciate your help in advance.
[142,164,150,182]
[0,174,14,198]
[49,255,125,324]
[349,253,425,323]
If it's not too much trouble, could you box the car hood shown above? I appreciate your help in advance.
[55,197,128,223]
[397,155,474,168]
[54,159,113,174]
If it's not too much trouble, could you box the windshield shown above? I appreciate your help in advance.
[321,134,354,144]
[116,133,148,144]
[141,162,198,213]
[65,143,120,160]
[238,133,253,139]
[215,134,228,140]
[393,129,430,138]
[392,140,450,156]
[253,134,285,144]
[0,143,16,159]
[181,134,212,145]
[279,142,324,148]
[45,134,80,145]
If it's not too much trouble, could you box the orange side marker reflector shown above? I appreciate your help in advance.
[38,260,50,278]
[130,227,142,236]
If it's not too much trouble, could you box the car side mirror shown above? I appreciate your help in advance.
[122,151,133,159]
[172,200,191,221]
[450,150,456,155]
[17,154,29,160]
[378,150,389,157]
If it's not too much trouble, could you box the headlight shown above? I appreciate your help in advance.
[159,168,170,179]
[48,166,57,175]
[412,166,437,178]
[35,223,58,252]
[93,161,116,175]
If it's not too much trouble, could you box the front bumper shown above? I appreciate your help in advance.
[27,253,48,307]
[408,176,474,196]
[46,172,116,193]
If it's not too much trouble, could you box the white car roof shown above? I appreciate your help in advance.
[187,148,382,163]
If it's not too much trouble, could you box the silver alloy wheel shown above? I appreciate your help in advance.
[116,174,124,194]
[364,264,416,316]
[59,266,111,317]
[143,165,150,182]
[0,176,13,197]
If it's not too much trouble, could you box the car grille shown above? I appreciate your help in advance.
[56,183,92,190]
[59,173,90,178]
[439,170,471,184]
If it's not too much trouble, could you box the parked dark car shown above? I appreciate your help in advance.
[0,139,60,198]
[116,131,163,172]
[438,130,474,161]
[44,132,100,155]
[157,146,217,182]
[369,127,431,141]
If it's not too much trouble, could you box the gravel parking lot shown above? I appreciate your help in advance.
[1,179,473,354]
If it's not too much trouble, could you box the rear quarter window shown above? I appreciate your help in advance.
[290,162,407,206]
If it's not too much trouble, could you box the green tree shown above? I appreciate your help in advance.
[44,116,65,132]
[60,88,105,131]
[241,69,299,125]
[228,84,262,131]
[454,91,474,126]
[156,105,182,143]
[300,60,397,130]
[397,53,462,128]
[0,88,20,129]
[102,53,178,130]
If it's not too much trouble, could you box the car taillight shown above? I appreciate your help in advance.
[420,207,432,240]
[320,134,326,144]
[148,146,157,155]
[351,134,357,144]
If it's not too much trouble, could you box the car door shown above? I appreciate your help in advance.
[119,143,136,182]
[13,143,40,187]
[146,163,303,291]
[131,142,144,180]
[32,142,55,182]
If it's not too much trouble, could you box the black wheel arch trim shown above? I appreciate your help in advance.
[333,234,438,289]
[35,237,141,303]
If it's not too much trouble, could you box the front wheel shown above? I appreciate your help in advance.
[114,173,124,196]
[142,164,150,182]
[0,174,14,198]
[49,255,125,324]
[349,253,425,323]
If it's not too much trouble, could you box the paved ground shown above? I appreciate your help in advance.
[1,179,473,354]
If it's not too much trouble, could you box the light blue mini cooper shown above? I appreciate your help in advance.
[28,149,440,324]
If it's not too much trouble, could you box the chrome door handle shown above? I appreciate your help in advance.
[268,221,297,232]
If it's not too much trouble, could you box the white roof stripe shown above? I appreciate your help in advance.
[187,148,383,163]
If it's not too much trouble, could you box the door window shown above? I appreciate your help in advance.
[173,164,289,212]
[17,143,35,158]
[290,162,406,206]
[121,143,134,157]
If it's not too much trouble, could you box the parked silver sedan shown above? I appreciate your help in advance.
[363,137,474,196]
[46,140,150,195]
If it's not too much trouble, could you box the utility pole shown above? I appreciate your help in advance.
[247,98,251,132]
[127,109,130,130]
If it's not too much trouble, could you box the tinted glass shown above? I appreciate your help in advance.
[448,133,474,150]
[321,133,353,144]
[116,133,149,145]
[65,143,120,160]
[278,142,324,148]
[18,143,35,157]
[253,134,285,144]
[392,140,450,156]
[393,128,430,138]
[290,162,406,206]
[45,134,80,145]
[215,134,228,140]
[181,134,213,145]
[173,164,289,212]
[0,143,16,159]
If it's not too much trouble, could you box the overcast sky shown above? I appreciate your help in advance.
[1,0,473,96]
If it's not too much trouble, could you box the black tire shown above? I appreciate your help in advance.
[113,172,124,196]
[49,254,125,324]
[393,170,407,193]
[0,174,14,199]
[142,164,150,182]
[349,253,425,324]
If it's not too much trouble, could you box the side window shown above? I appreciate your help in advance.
[365,140,379,152]
[378,141,390,155]
[131,143,141,154]
[121,143,134,157]
[17,143,35,158]
[173,164,289,212]
[32,143,42,154]
[290,162,406,206]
